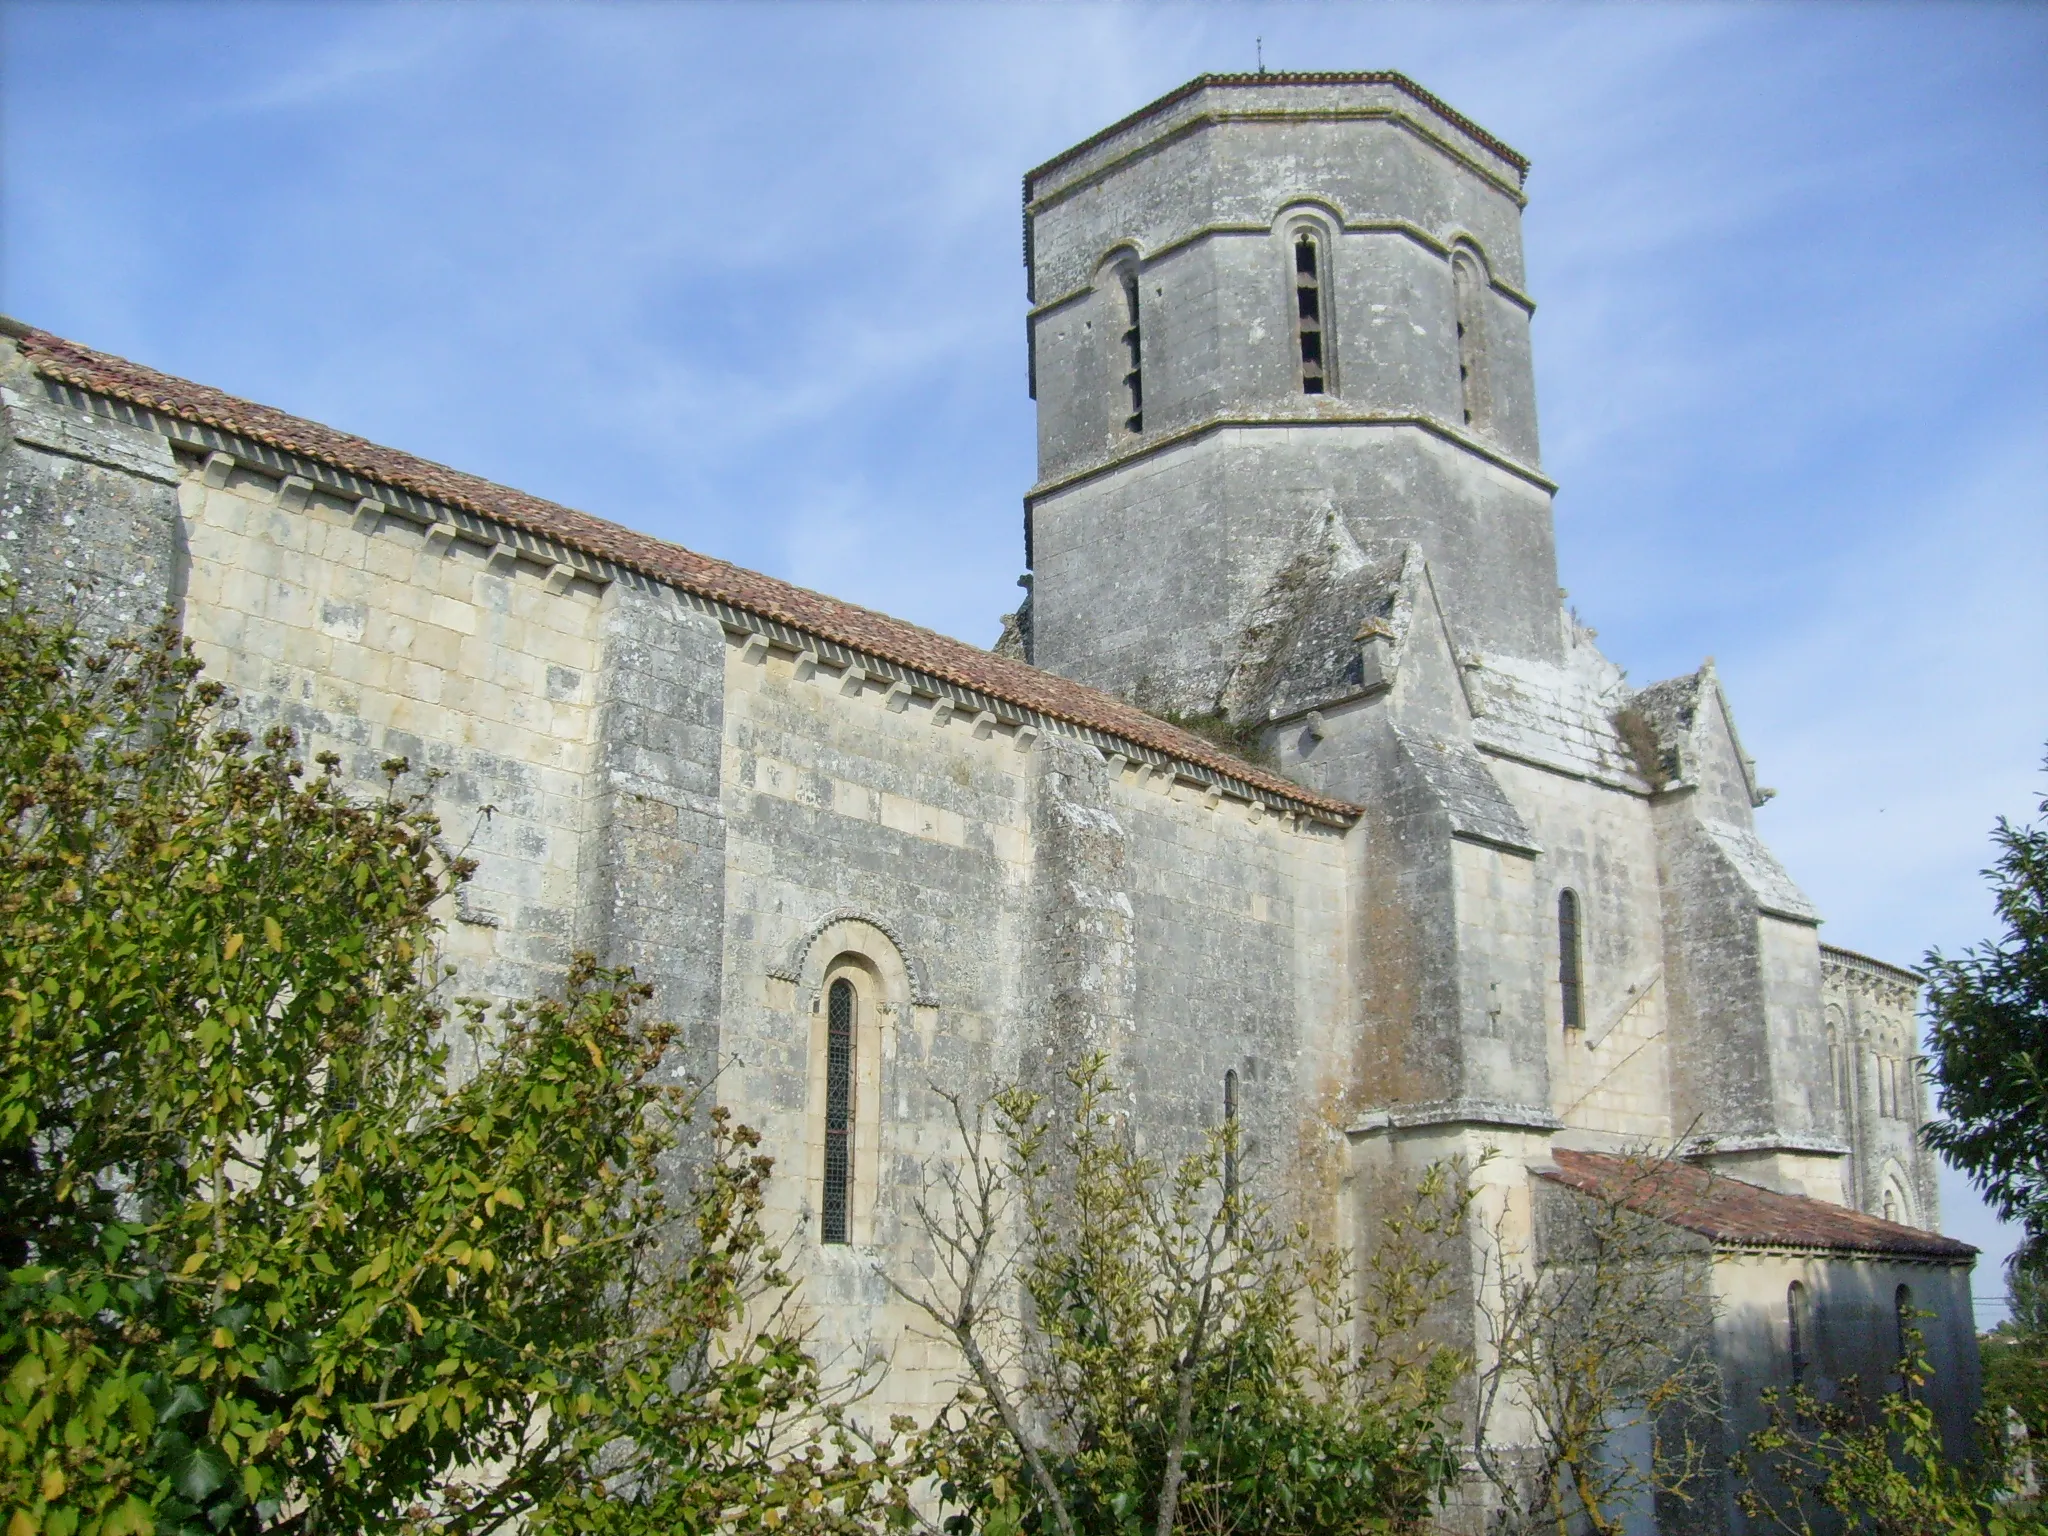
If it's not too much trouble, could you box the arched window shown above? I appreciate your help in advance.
[1558,889,1585,1034]
[1825,1005,1851,1127]
[1293,234,1327,394]
[822,977,855,1244]
[1788,1280,1812,1387]
[1452,249,1492,431]
[1223,1069,1240,1210]
[1118,265,1144,434]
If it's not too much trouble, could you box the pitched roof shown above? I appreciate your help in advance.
[5,321,1355,820]
[1538,1149,1975,1262]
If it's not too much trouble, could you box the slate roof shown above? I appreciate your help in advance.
[6,321,1356,820]
[1394,729,1540,856]
[1539,1149,1976,1262]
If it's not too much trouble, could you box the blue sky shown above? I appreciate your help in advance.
[5,1,2044,1310]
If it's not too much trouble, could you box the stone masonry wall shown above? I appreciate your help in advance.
[712,631,1351,1424]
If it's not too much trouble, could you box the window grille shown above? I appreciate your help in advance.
[1558,889,1584,1034]
[1294,234,1326,394]
[823,978,854,1244]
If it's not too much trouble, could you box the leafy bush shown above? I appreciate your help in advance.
[0,595,903,1536]
[893,1058,1470,1536]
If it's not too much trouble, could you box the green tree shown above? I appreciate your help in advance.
[1981,1252,2048,1496]
[1923,764,2048,1255]
[1471,1150,1722,1536]
[893,1057,1471,1536]
[0,596,904,1536]
[1734,1334,2028,1536]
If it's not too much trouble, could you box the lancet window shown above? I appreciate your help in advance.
[1118,265,1144,434]
[1558,888,1585,1034]
[822,977,855,1244]
[1788,1281,1812,1386]
[1452,248,1492,431]
[1223,1068,1240,1208]
[1294,234,1327,394]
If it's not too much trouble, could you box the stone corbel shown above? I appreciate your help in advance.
[279,475,315,512]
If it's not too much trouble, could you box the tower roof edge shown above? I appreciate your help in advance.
[1023,71,1530,199]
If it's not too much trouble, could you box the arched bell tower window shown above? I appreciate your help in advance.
[1788,1280,1812,1386]
[1294,234,1327,394]
[822,977,855,1244]
[1558,888,1585,1034]
[1452,247,1493,432]
[1117,263,1144,434]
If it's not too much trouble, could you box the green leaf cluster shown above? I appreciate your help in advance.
[1735,1335,2034,1535]
[0,594,904,1536]
[912,1059,1469,1536]
[1923,764,2048,1250]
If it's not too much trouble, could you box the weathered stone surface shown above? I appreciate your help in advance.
[0,73,1968,1526]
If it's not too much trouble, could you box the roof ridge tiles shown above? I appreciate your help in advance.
[7,322,1356,820]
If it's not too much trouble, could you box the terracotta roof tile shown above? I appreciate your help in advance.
[1538,1149,1975,1262]
[7,323,1355,819]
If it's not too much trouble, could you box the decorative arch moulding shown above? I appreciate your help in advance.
[767,907,938,1007]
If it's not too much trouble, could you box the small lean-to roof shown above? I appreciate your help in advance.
[6,323,1355,820]
[1539,1149,1976,1262]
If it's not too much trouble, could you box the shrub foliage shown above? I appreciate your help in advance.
[0,599,901,1536]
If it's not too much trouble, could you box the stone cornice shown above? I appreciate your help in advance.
[1346,1098,1563,1136]
[1820,944,1924,992]
[1027,83,1527,232]
[1025,413,1557,505]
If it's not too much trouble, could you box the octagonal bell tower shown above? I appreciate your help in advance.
[1022,73,1558,718]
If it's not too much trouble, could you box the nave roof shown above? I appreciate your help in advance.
[5,321,1355,821]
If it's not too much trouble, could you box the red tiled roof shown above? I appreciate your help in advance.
[7,322,1354,819]
[1538,1149,1975,1262]
[1025,72,1530,191]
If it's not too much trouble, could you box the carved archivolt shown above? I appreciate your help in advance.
[766,907,937,1006]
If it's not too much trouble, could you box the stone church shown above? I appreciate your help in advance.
[0,72,1977,1530]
